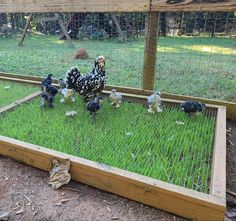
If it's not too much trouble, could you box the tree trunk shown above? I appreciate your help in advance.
[60,13,87,40]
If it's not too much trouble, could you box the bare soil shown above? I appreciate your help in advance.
[0,158,186,221]
[226,121,236,221]
[0,121,235,221]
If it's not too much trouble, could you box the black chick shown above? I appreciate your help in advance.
[41,74,53,90]
[41,92,54,108]
[86,96,103,118]
[44,84,58,97]
[180,101,206,116]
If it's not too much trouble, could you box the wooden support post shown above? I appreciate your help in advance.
[55,13,73,48]
[142,12,159,91]
[18,13,33,46]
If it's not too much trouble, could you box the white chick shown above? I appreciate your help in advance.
[60,88,75,103]
[147,91,162,113]
[109,89,122,108]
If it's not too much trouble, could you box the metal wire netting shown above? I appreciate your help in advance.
[0,11,232,193]
[0,87,217,193]
[0,12,235,100]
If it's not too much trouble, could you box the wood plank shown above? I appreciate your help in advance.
[0,91,41,114]
[105,85,236,119]
[210,107,226,199]
[32,16,58,23]
[142,12,159,90]
[151,0,236,12]
[1,73,236,119]
[0,0,150,13]
[0,135,225,221]
[0,72,58,83]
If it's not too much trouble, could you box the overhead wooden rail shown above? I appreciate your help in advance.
[0,0,236,13]
[0,0,150,13]
[151,0,236,12]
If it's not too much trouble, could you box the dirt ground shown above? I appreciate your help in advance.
[226,121,236,221]
[0,121,235,221]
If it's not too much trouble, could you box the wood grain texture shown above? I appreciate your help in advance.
[142,12,159,90]
[0,0,149,13]
[0,135,225,221]
[0,91,41,114]
[1,72,236,119]
[210,107,226,199]
[151,0,236,11]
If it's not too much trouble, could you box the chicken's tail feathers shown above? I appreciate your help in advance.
[64,66,81,89]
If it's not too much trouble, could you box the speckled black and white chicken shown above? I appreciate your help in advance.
[147,91,162,113]
[65,55,106,102]
[180,101,206,116]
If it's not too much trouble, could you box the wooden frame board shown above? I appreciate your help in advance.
[151,0,236,12]
[1,72,235,120]
[0,0,150,13]
[0,78,226,221]
[0,90,41,114]
[0,0,235,12]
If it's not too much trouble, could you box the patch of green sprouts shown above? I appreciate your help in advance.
[0,95,216,193]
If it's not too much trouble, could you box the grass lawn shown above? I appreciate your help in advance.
[0,35,235,101]
[0,80,38,108]
[0,94,216,193]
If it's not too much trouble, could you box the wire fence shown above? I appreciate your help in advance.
[1,11,230,192]
[0,12,235,100]
[0,88,217,193]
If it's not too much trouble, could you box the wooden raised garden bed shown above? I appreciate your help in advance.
[0,74,226,221]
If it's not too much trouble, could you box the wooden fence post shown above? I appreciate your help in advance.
[142,12,159,91]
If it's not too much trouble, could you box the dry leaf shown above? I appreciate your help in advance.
[48,159,71,189]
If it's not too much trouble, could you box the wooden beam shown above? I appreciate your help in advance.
[142,12,159,90]
[210,107,226,199]
[0,0,150,13]
[32,16,58,23]
[1,73,236,120]
[151,0,236,12]
[0,91,41,114]
[0,135,226,221]
[18,13,33,46]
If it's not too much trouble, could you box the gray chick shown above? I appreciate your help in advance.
[147,91,162,113]
[109,89,122,108]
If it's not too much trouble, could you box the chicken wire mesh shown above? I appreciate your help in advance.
[0,12,235,100]
[0,82,217,193]
[0,11,232,193]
